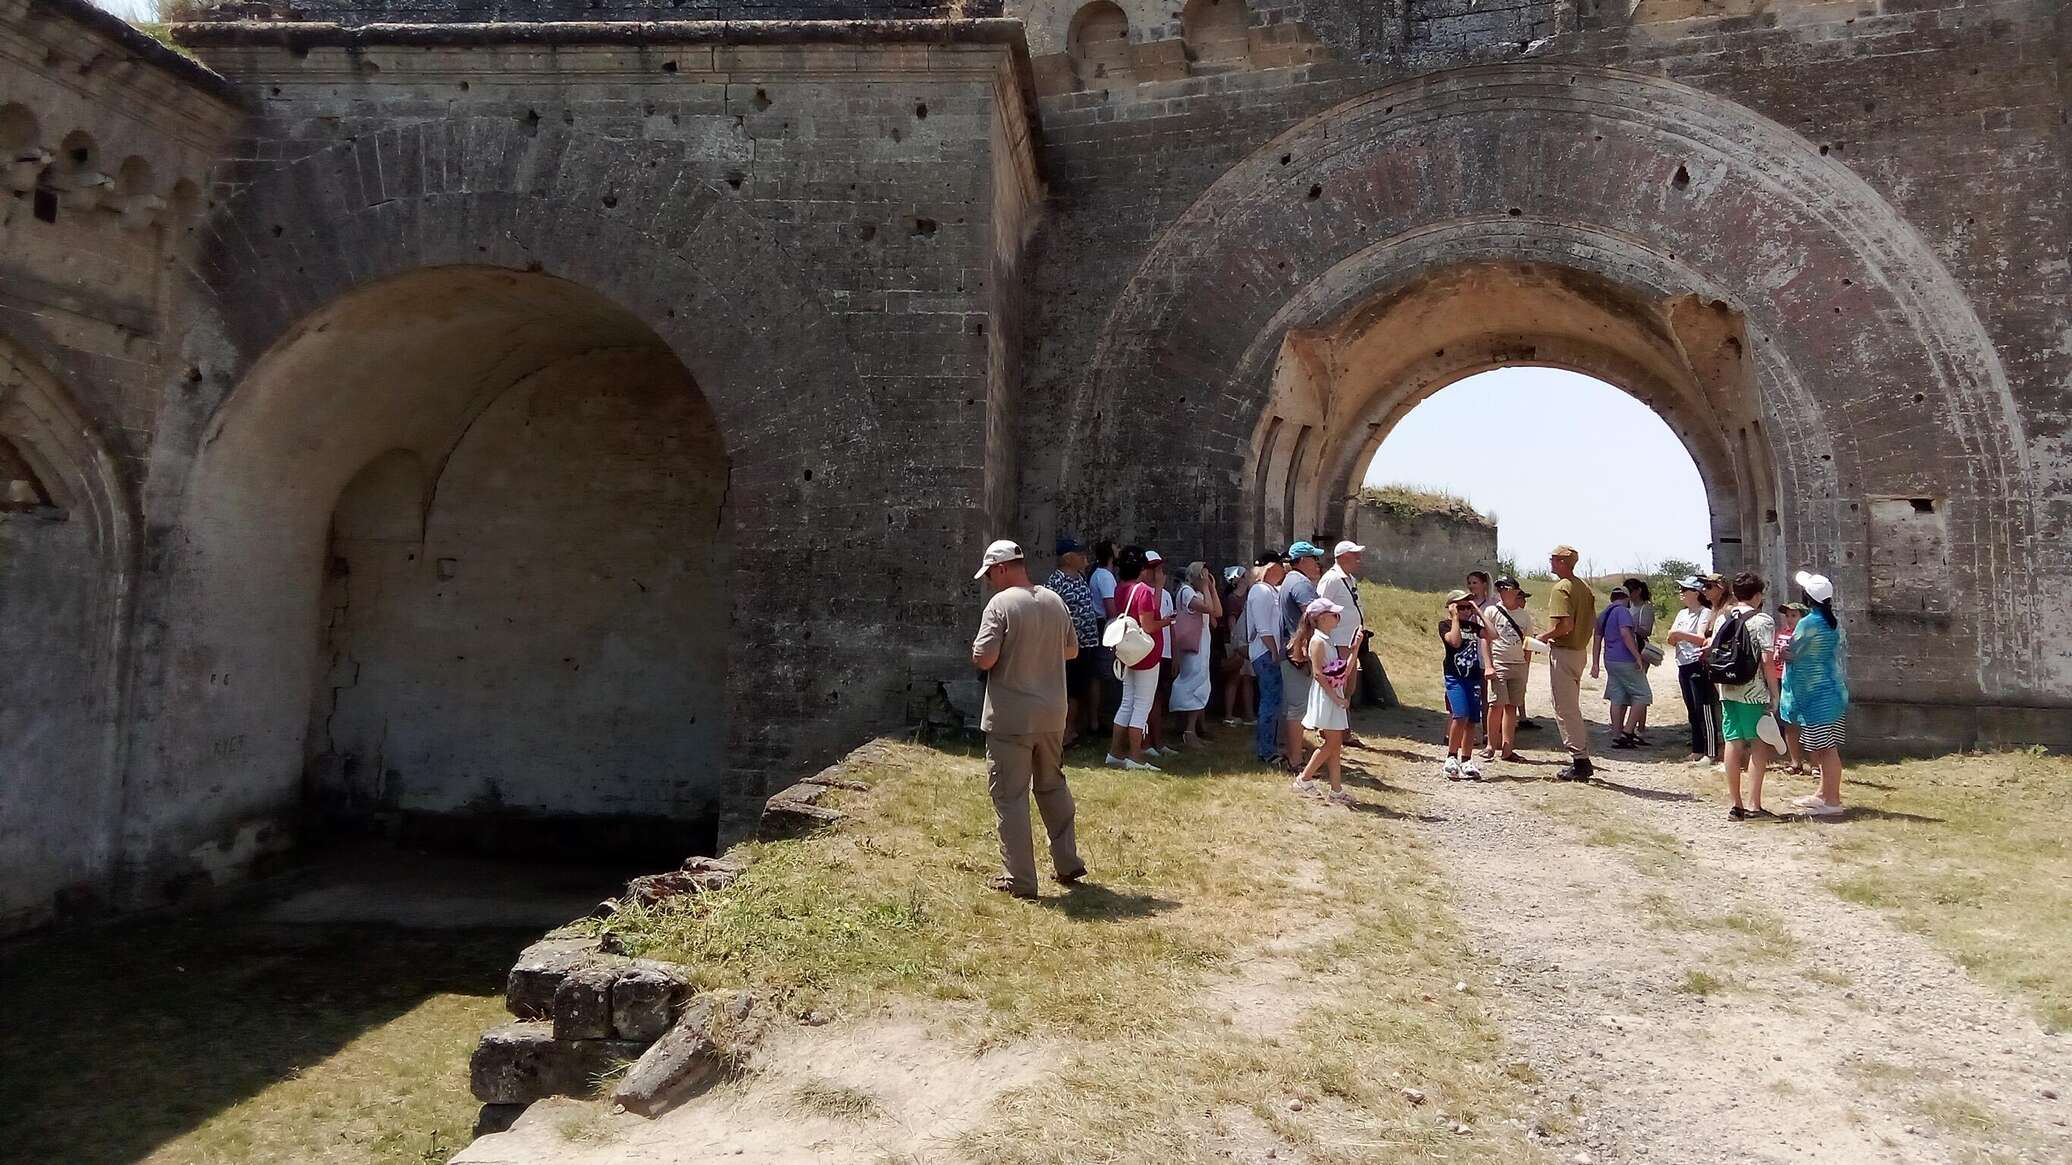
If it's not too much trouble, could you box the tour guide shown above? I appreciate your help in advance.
[1535,544,1598,780]
[970,539,1088,899]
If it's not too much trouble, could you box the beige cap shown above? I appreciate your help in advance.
[1550,544,1579,558]
[973,539,1023,579]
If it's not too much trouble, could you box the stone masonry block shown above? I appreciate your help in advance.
[611,961,693,1043]
[505,937,594,1019]
[551,963,616,1041]
[469,1021,646,1105]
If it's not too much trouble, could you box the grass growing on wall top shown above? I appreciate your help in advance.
[1357,483,1494,527]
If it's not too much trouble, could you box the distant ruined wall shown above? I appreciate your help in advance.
[1350,503,1497,594]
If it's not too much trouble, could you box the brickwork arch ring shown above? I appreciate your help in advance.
[134,122,886,848]
[1065,62,2036,696]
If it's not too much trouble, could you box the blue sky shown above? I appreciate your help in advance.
[1362,367,1713,575]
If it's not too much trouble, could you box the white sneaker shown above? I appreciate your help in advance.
[1290,777,1317,794]
[1104,753,1127,768]
[1124,758,1162,772]
[1155,746,1181,758]
[1443,757,1462,779]
[1792,795,1844,816]
[1462,760,1482,780]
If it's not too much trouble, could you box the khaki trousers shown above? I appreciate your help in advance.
[986,731,1082,894]
[1550,646,1589,757]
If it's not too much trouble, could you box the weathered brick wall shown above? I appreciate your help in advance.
[1,10,1040,928]
[0,0,242,933]
[1016,0,2071,742]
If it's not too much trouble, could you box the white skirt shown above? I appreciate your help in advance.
[1303,680,1348,732]
[1171,646,1211,712]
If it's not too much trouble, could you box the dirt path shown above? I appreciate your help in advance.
[1376,661,2072,1164]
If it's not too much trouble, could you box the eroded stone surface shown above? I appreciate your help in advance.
[469,1022,645,1105]
[611,991,757,1118]
[612,962,693,1043]
[505,938,596,1020]
[551,964,616,1042]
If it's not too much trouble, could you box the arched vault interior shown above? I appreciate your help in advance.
[170,267,731,845]
[1249,261,1772,572]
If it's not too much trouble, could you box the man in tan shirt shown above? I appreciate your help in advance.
[1535,544,1598,780]
[971,539,1086,898]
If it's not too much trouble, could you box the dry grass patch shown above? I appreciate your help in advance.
[0,919,519,1165]
[594,738,1546,1161]
[789,1078,885,1122]
[1815,748,2072,1032]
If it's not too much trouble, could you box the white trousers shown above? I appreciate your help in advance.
[1113,664,1160,731]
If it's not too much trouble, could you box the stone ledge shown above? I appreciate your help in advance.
[169,15,1028,51]
[22,0,247,106]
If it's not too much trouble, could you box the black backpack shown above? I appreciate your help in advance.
[1703,609,1761,686]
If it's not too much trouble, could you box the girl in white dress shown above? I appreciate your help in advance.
[1292,597,1352,804]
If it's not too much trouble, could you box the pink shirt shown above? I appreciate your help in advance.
[1121,581,1163,671]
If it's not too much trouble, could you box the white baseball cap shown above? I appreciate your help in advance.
[973,539,1024,579]
[1143,549,1163,564]
[1794,570,1835,603]
[1333,540,1365,558]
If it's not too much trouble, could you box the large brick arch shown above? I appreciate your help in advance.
[1060,62,2037,706]
[126,119,889,874]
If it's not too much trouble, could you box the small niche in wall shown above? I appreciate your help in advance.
[1866,496,1951,618]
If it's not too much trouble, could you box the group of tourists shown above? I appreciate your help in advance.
[968,534,1852,898]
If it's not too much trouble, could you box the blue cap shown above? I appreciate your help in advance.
[1055,535,1084,555]
[1287,540,1325,561]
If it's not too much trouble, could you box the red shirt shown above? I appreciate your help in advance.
[1121,581,1164,671]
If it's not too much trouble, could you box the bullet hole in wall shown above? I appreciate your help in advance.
[1672,164,1690,189]
[1306,183,1321,200]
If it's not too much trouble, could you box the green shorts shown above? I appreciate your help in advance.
[1721,699,1767,743]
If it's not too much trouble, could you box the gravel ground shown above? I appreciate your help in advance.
[1370,660,2072,1164]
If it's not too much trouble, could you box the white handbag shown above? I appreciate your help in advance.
[1103,583,1157,669]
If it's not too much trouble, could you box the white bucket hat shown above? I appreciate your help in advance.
[973,539,1023,579]
[1793,570,1835,603]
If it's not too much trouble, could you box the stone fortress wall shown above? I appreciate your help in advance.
[1348,495,1498,594]
[0,0,2065,934]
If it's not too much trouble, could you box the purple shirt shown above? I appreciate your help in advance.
[1600,603,1639,664]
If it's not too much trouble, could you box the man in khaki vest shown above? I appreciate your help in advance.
[971,539,1087,898]
[1535,544,1598,780]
